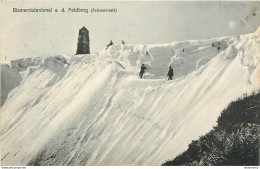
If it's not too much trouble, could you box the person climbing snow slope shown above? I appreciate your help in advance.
[139,64,148,79]
[167,66,174,80]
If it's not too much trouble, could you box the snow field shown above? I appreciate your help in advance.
[1,27,259,165]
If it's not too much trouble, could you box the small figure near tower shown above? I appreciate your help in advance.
[106,40,114,49]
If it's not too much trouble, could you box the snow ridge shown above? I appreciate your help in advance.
[1,29,259,166]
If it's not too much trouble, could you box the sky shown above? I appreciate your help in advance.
[1,1,260,60]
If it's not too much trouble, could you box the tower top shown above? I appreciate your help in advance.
[80,26,89,32]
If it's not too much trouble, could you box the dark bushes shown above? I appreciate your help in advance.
[163,92,259,166]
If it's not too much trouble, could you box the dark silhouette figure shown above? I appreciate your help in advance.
[218,47,220,52]
[183,49,184,52]
[106,40,114,49]
[146,51,149,56]
[139,64,148,78]
[122,40,125,44]
[167,66,174,80]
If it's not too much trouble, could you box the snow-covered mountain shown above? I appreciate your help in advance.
[1,27,259,166]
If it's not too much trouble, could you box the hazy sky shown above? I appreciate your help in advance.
[1,1,260,60]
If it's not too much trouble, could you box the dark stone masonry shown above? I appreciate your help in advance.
[76,26,90,54]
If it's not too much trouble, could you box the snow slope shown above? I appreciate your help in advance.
[1,28,259,166]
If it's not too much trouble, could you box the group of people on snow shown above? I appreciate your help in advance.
[106,40,174,81]
[106,40,223,80]
[139,64,174,80]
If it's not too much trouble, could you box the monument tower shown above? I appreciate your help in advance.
[76,26,90,54]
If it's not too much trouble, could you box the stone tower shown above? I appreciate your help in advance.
[76,26,90,54]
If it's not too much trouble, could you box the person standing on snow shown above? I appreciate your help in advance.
[139,64,149,78]
[122,40,125,44]
[106,40,114,49]
[167,66,174,80]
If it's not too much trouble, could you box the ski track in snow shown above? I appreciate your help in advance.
[1,28,260,166]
